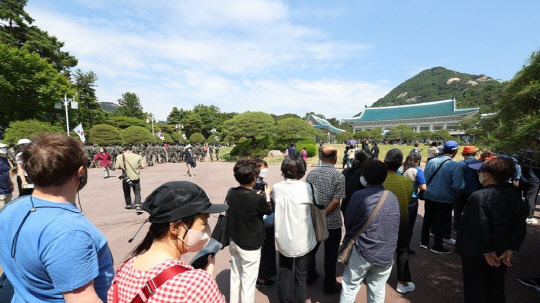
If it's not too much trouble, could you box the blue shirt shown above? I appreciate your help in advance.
[399,167,426,198]
[459,156,483,194]
[0,157,11,195]
[424,155,465,203]
[344,185,400,266]
[0,196,114,302]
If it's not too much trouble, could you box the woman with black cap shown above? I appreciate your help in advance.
[108,181,227,303]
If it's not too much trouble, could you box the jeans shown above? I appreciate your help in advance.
[229,241,261,303]
[408,197,418,244]
[308,227,342,290]
[421,199,453,248]
[278,251,310,303]
[396,222,411,282]
[340,249,392,303]
[520,182,540,218]
[122,179,141,207]
[461,256,507,303]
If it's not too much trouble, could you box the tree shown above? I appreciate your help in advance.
[166,107,187,124]
[3,119,62,144]
[313,128,330,143]
[163,133,173,144]
[303,112,325,120]
[272,113,301,122]
[368,128,384,142]
[418,130,434,142]
[206,134,218,144]
[193,104,222,138]
[121,126,154,144]
[115,92,144,119]
[181,112,203,137]
[0,44,71,128]
[353,130,369,140]
[386,125,418,142]
[189,132,205,144]
[223,112,275,145]
[336,131,353,143]
[275,118,314,143]
[0,1,77,75]
[480,51,540,156]
[88,124,122,145]
[432,129,453,141]
[74,69,103,128]
[107,116,148,129]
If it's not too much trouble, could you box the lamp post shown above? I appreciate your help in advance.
[146,113,155,136]
[175,124,184,141]
[54,94,78,135]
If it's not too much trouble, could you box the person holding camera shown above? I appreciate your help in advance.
[115,146,145,213]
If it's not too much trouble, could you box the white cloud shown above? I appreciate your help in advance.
[27,0,390,120]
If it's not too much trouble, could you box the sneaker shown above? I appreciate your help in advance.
[407,248,416,255]
[135,206,144,215]
[419,243,428,249]
[430,232,434,237]
[124,204,133,210]
[517,277,540,291]
[526,218,538,225]
[430,247,451,254]
[323,283,342,295]
[256,279,276,288]
[396,282,416,294]
[443,238,456,245]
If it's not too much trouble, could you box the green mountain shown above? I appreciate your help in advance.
[99,102,118,113]
[371,67,505,112]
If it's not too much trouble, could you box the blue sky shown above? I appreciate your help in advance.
[27,0,540,120]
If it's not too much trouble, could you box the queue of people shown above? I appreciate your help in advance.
[0,134,536,303]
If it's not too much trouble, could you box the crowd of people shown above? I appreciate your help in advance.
[0,133,538,303]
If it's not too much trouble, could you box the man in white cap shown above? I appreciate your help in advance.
[184,144,196,177]
[0,143,14,209]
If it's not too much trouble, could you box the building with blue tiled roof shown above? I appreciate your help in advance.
[343,99,478,140]
[305,115,344,143]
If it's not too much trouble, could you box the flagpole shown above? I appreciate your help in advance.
[64,94,70,135]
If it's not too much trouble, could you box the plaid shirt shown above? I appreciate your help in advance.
[306,163,346,229]
[108,258,225,303]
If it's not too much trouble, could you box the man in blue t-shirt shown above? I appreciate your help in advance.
[0,133,113,302]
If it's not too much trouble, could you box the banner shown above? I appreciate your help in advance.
[157,131,165,140]
[73,123,86,143]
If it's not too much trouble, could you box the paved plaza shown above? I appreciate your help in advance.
[9,161,540,302]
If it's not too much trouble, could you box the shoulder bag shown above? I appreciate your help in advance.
[418,158,451,200]
[0,273,14,303]
[338,190,388,265]
[112,259,190,303]
[211,188,233,249]
[309,182,329,242]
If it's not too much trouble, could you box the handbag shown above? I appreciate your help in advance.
[211,188,232,249]
[338,190,389,265]
[0,273,14,303]
[309,182,329,242]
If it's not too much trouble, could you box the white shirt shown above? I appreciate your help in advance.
[272,179,317,258]
[16,152,27,177]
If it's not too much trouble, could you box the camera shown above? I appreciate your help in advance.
[118,173,133,186]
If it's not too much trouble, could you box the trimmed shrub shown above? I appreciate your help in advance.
[89,124,122,145]
[189,132,206,144]
[296,139,317,157]
[121,126,154,144]
[3,120,62,144]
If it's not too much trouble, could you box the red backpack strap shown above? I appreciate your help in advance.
[130,265,190,303]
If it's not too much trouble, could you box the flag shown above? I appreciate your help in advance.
[73,123,86,143]
[182,133,187,140]
[157,131,165,140]
[215,136,219,141]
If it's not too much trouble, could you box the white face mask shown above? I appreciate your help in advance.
[178,224,211,252]
[259,168,268,178]
[360,175,368,187]
[478,172,487,186]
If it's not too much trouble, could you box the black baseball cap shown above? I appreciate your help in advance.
[142,181,228,223]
